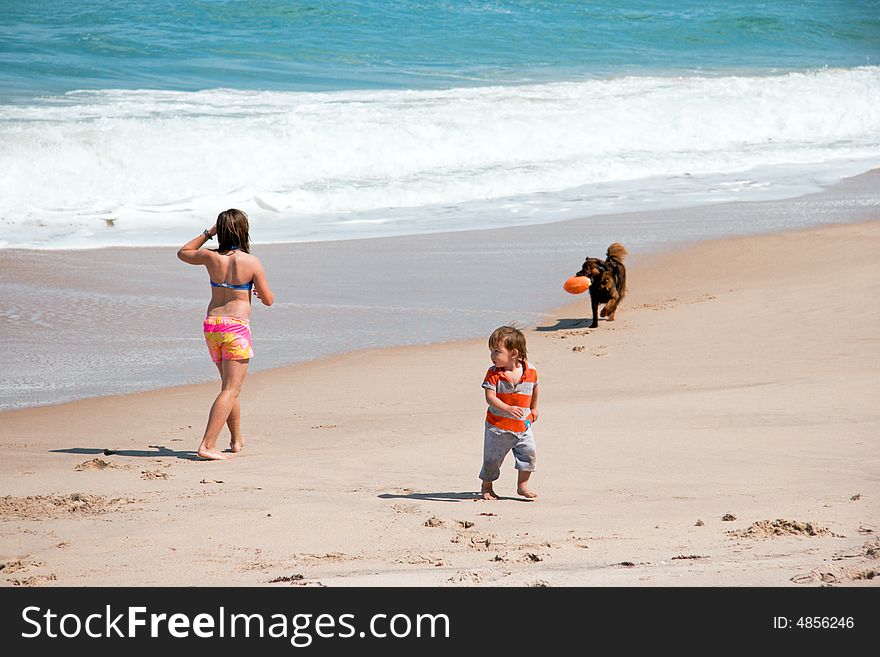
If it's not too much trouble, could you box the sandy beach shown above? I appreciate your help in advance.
[2,197,878,586]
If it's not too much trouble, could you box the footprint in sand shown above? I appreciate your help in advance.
[0,493,139,520]
[395,554,444,566]
[9,574,58,587]
[141,470,171,480]
[791,564,880,585]
[467,534,500,550]
[832,539,879,561]
[446,570,487,585]
[290,581,326,587]
[391,503,419,515]
[268,574,304,583]
[1,560,44,574]
[301,552,351,563]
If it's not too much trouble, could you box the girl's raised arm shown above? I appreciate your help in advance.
[177,227,216,265]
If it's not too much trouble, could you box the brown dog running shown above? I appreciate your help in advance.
[575,243,628,329]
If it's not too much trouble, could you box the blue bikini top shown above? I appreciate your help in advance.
[209,245,253,291]
[210,280,253,291]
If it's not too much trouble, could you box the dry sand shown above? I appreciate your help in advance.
[1,219,879,587]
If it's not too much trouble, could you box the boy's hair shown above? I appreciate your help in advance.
[216,208,250,253]
[488,325,527,362]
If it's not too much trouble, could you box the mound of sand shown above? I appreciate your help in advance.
[0,493,139,520]
[728,519,841,539]
[74,458,128,471]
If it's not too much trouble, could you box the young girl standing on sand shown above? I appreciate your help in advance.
[177,209,275,460]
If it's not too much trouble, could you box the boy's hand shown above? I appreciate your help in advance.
[508,406,527,419]
[529,409,539,423]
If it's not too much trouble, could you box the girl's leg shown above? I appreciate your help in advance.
[198,359,249,460]
[226,397,244,452]
[214,362,244,452]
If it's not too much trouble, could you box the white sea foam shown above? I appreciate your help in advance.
[1,67,879,249]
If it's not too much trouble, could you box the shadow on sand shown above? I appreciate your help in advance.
[378,491,531,503]
[50,446,201,461]
[536,317,598,332]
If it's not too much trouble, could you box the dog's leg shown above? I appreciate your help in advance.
[603,285,621,320]
[605,294,619,321]
[589,294,600,329]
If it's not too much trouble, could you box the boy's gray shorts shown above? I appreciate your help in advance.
[479,423,536,482]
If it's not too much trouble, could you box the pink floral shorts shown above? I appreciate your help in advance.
[203,316,253,363]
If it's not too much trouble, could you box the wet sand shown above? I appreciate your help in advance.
[2,170,878,411]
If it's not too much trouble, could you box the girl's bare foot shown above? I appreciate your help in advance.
[197,447,232,460]
[230,437,244,453]
[481,482,499,500]
[517,485,538,499]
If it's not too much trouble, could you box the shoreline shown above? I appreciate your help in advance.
[2,168,879,412]
[1,216,878,586]
[5,213,880,422]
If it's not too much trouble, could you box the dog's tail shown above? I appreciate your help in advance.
[606,242,627,261]
[606,243,627,299]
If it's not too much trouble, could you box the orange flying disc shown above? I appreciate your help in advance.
[563,275,590,295]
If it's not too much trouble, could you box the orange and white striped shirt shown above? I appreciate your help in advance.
[482,362,538,433]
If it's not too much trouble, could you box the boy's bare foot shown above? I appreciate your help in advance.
[480,483,499,500]
[230,437,244,453]
[197,447,232,461]
[517,485,538,499]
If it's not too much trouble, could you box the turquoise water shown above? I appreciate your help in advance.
[1,1,879,249]
[2,0,878,98]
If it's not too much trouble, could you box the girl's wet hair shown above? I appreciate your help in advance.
[216,208,250,253]
[488,324,527,361]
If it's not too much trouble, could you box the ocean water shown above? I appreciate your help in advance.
[1,0,879,249]
[2,1,880,409]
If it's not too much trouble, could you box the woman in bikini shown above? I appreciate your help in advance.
[177,209,275,460]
